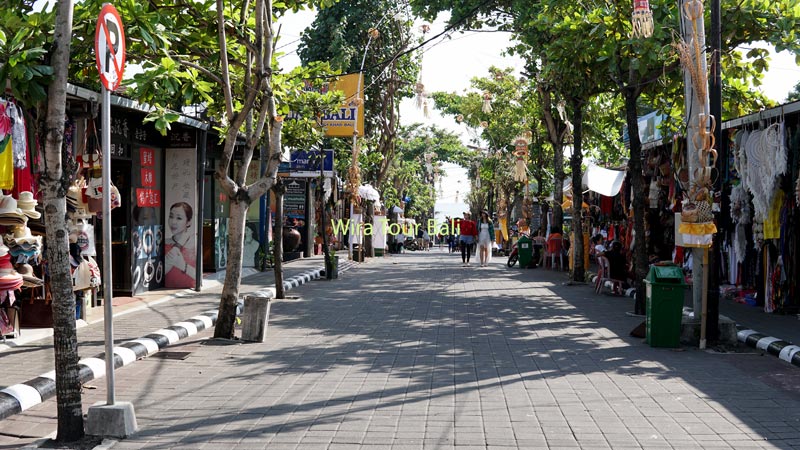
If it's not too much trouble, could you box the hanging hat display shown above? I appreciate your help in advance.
[632,0,654,38]
[0,194,28,227]
[17,191,41,220]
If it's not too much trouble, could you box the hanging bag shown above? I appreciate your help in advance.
[72,257,94,291]
[19,285,53,328]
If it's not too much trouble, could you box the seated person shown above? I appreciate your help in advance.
[591,233,606,257]
[605,241,629,286]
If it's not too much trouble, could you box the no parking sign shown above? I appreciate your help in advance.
[94,4,126,91]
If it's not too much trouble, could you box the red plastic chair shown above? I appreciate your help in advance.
[545,237,564,270]
[596,256,624,295]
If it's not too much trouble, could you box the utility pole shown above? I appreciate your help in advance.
[707,0,722,342]
[680,0,710,327]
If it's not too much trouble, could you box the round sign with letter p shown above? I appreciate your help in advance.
[95,4,126,91]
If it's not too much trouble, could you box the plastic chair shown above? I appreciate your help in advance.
[596,256,624,295]
[546,237,564,270]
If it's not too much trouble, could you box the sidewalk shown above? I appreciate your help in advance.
[4,250,800,449]
[0,257,331,427]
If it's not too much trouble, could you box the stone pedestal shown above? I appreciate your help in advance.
[86,401,138,438]
[241,295,272,342]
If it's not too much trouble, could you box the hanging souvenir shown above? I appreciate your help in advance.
[631,0,654,38]
[482,91,492,114]
[512,134,530,183]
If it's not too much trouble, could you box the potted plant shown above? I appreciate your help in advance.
[326,245,339,279]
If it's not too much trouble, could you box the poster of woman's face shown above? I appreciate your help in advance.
[164,147,198,288]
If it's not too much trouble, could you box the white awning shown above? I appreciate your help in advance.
[582,165,626,197]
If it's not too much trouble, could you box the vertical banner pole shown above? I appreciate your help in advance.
[101,86,116,405]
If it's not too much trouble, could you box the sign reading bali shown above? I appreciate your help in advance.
[322,73,365,137]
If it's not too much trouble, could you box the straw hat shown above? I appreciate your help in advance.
[5,226,41,246]
[18,263,43,287]
[17,191,41,220]
[0,194,27,226]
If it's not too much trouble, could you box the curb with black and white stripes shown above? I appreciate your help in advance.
[0,264,351,421]
[736,326,800,368]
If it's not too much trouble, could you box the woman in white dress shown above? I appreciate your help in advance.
[477,210,495,267]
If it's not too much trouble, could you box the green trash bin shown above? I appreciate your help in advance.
[645,264,687,348]
[517,235,533,269]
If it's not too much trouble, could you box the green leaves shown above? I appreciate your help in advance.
[0,6,55,105]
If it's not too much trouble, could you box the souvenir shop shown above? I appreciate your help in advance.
[579,100,800,313]
[0,94,57,338]
[579,136,686,280]
[1,85,211,340]
[718,101,800,313]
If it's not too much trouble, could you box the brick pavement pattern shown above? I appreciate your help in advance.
[4,250,800,449]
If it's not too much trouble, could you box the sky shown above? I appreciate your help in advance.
[273,8,800,220]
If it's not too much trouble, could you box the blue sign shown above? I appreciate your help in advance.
[279,149,334,177]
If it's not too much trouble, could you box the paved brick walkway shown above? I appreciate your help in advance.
[3,250,800,449]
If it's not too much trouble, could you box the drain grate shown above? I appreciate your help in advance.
[149,351,192,360]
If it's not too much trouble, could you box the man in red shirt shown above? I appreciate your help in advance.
[458,211,478,266]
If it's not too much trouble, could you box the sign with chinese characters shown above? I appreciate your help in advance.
[135,147,161,207]
[164,146,198,288]
[167,128,197,148]
[135,189,161,207]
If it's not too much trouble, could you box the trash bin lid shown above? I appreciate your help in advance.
[646,264,686,284]
[518,235,531,243]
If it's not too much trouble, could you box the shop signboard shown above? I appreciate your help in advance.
[623,111,668,147]
[136,148,161,208]
[279,149,334,177]
[284,179,307,224]
[167,128,197,148]
[286,74,364,137]
[531,203,542,232]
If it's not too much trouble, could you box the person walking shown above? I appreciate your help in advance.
[477,210,495,267]
[458,211,477,266]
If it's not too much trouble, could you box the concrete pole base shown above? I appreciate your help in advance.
[86,401,138,438]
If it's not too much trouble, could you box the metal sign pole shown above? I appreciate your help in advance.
[101,85,116,405]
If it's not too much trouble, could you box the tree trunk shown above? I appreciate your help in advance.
[538,83,564,232]
[42,0,83,441]
[273,183,286,299]
[552,142,564,232]
[213,199,249,339]
[570,102,585,282]
[363,200,374,257]
[624,90,648,315]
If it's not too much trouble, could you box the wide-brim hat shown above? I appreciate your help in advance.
[18,263,43,288]
[17,191,40,219]
[5,226,41,246]
[0,194,25,218]
[0,274,23,290]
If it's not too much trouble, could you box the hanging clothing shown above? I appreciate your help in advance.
[600,195,613,215]
[11,112,33,196]
[7,103,26,169]
[764,190,785,240]
[0,103,13,190]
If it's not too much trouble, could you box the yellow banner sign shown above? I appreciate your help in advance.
[323,73,365,137]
